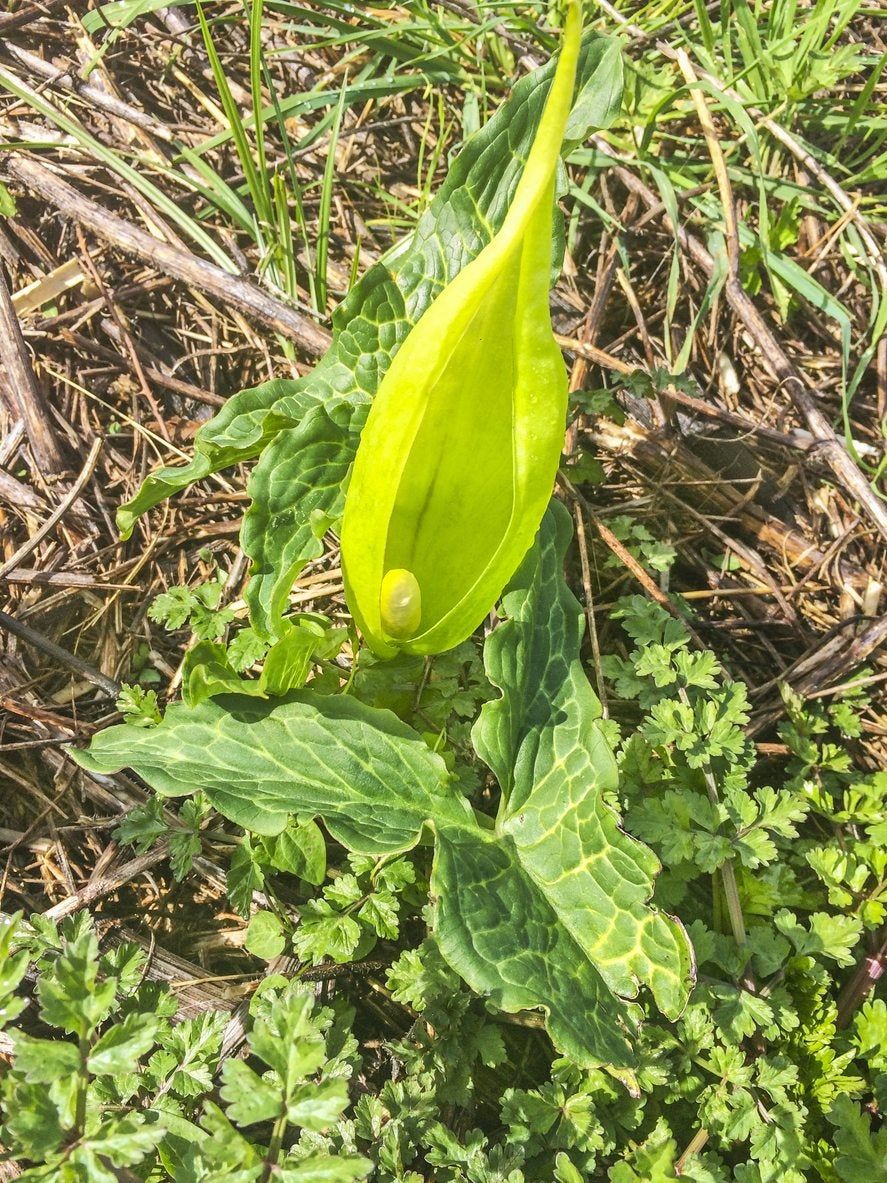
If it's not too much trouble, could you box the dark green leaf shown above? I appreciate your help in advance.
[245,910,286,961]
[471,501,693,1020]
[277,1155,372,1183]
[828,1095,887,1180]
[242,402,357,637]
[74,510,688,1067]
[1,1082,66,1159]
[36,929,117,1038]
[85,1112,162,1166]
[228,838,266,916]
[87,1010,161,1076]
[116,378,308,539]
[9,1033,79,1082]
[219,1059,282,1125]
[262,819,327,885]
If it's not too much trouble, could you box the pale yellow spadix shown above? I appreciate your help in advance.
[380,568,422,639]
[341,1,582,656]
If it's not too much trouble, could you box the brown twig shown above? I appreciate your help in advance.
[0,0,68,33]
[643,471,800,624]
[43,842,171,920]
[591,139,887,544]
[0,609,120,696]
[1,569,135,589]
[75,231,172,441]
[59,329,226,408]
[588,415,870,592]
[3,155,333,357]
[0,467,46,512]
[836,927,887,1026]
[748,614,887,736]
[560,474,706,643]
[676,1128,711,1176]
[0,265,64,474]
[0,436,102,580]
[1,44,176,143]
[572,499,608,716]
[557,333,825,455]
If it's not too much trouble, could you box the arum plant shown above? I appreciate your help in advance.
[341,1,583,656]
[112,12,624,645]
[70,8,694,1072]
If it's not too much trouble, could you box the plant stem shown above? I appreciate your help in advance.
[73,1035,89,1141]
[836,926,887,1027]
[677,688,747,950]
[263,1111,289,1182]
[676,1127,710,1174]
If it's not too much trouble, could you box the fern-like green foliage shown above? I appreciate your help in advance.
[0,913,369,1182]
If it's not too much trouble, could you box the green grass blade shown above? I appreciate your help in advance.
[0,65,235,271]
[315,78,347,314]
[194,0,272,234]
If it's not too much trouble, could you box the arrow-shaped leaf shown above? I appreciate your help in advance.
[72,505,690,1069]
[474,501,694,1020]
